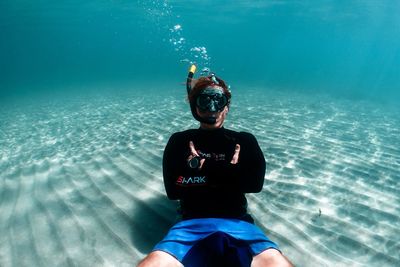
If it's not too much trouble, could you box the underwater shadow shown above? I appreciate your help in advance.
[130,194,178,254]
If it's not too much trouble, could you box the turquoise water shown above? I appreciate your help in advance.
[1,1,400,267]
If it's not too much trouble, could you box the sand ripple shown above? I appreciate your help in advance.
[0,89,399,266]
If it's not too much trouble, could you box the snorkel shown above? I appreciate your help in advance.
[186,64,229,125]
[186,64,197,94]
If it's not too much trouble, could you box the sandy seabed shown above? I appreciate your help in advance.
[0,88,399,267]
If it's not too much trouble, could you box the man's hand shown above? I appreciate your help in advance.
[188,141,205,169]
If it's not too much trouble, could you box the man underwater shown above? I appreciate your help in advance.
[138,66,293,267]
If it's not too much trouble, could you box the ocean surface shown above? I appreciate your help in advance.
[1,1,400,267]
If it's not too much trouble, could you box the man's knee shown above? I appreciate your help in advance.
[137,251,183,267]
[251,249,293,267]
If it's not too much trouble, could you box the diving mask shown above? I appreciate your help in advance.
[196,87,228,113]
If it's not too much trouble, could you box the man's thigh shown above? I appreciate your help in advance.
[137,251,183,267]
[251,249,293,267]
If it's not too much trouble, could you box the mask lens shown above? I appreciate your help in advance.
[196,89,228,112]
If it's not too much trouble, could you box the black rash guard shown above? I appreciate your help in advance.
[163,127,266,223]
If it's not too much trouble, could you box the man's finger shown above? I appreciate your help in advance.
[189,141,199,156]
[199,158,205,169]
[230,144,240,164]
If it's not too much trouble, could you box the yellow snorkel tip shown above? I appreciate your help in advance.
[189,64,197,74]
[187,64,197,93]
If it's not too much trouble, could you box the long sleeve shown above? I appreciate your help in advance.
[163,131,266,200]
[162,128,265,220]
[201,132,266,193]
[235,132,266,192]
[162,132,185,200]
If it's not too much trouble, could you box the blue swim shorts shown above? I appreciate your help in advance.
[153,218,279,262]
